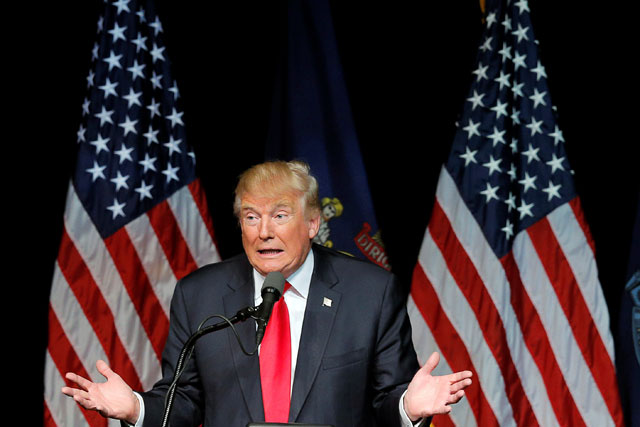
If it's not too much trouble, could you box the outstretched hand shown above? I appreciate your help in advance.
[61,360,140,425]
[404,352,472,422]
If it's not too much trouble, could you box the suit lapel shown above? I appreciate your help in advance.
[223,264,265,422]
[289,248,341,422]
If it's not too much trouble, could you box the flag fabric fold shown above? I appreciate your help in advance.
[43,1,220,425]
[265,0,388,269]
[408,0,625,425]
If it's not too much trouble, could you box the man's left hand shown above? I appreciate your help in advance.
[403,352,473,422]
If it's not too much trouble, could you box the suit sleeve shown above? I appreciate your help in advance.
[138,280,204,427]
[371,273,420,426]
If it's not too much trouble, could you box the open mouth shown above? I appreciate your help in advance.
[258,249,283,255]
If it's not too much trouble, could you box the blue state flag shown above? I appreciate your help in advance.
[265,0,389,270]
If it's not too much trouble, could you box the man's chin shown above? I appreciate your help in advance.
[252,262,286,278]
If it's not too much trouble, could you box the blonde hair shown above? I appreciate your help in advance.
[234,160,321,219]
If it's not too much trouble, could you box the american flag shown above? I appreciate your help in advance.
[407,0,625,426]
[43,1,220,425]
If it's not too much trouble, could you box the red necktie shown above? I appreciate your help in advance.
[260,281,292,422]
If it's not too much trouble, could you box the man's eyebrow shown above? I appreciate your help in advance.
[273,200,294,210]
[240,200,295,212]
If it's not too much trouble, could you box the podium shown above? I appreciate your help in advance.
[247,424,333,427]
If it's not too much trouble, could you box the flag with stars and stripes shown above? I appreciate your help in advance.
[43,1,220,425]
[407,0,625,426]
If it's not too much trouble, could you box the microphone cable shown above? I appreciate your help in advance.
[162,312,260,427]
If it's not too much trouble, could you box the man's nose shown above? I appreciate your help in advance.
[258,218,274,240]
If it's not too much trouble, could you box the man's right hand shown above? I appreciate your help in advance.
[61,359,140,425]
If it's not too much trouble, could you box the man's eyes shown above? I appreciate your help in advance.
[243,213,291,223]
[244,214,259,224]
[274,213,292,223]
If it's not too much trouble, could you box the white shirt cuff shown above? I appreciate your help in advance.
[399,389,426,426]
[124,392,145,427]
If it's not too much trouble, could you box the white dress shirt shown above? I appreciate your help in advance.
[252,243,315,393]
[132,249,421,426]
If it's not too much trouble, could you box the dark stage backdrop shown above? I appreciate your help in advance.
[15,1,637,425]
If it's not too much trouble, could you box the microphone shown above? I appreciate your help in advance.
[255,271,286,346]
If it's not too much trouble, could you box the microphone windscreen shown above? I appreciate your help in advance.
[262,271,286,295]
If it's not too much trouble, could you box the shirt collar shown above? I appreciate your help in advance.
[253,248,314,302]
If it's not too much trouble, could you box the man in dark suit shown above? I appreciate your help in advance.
[62,160,472,426]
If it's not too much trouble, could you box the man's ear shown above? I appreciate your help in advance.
[307,214,321,239]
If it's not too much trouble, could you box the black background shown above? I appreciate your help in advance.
[11,1,638,424]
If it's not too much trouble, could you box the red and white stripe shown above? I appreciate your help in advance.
[408,166,624,427]
[44,179,220,427]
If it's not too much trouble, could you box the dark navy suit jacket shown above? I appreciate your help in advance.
[140,244,419,427]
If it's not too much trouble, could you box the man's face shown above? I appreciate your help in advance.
[240,191,320,278]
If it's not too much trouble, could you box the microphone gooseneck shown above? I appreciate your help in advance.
[255,271,286,346]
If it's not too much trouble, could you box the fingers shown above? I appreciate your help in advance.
[73,392,106,413]
[446,377,471,406]
[63,360,116,390]
[61,371,94,403]
[448,389,466,405]
[62,369,98,404]
[61,384,99,412]
[450,377,473,392]
[421,351,440,375]
[61,385,88,399]
[72,393,96,409]
[446,370,473,394]
[430,404,453,416]
[449,370,473,383]
[64,372,92,391]
[96,359,115,380]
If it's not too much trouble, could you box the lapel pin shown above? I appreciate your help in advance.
[322,297,332,307]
